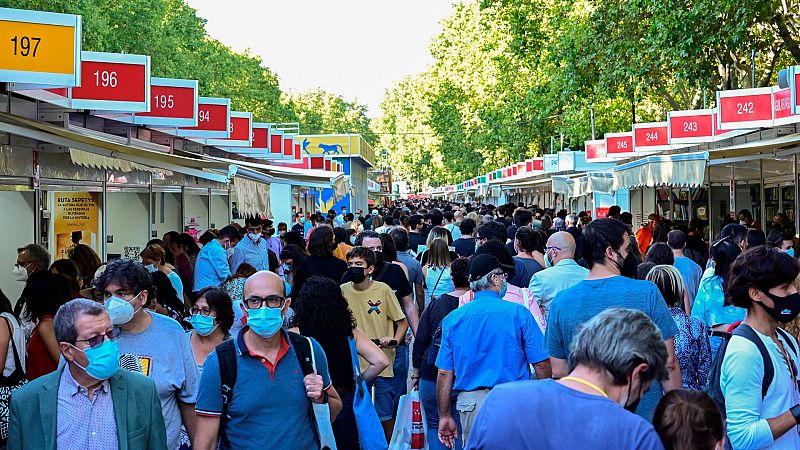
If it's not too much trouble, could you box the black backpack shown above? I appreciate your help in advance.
[707,324,797,450]
[215,331,315,445]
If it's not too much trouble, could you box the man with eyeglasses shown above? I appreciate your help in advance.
[230,216,278,273]
[195,271,342,450]
[436,254,551,448]
[528,232,588,320]
[8,298,168,449]
[95,259,199,450]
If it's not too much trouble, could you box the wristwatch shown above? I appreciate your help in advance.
[790,404,800,424]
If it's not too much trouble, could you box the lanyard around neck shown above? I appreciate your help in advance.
[561,376,609,398]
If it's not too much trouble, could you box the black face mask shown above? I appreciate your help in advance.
[349,267,368,283]
[616,251,638,279]
[623,373,646,413]
[759,291,800,323]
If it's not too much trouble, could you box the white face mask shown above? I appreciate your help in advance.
[247,233,261,243]
[104,294,140,325]
[226,247,235,257]
[12,264,29,282]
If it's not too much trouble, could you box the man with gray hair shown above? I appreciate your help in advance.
[528,231,589,319]
[467,308,668,449]
[8,299,167,449]
[13,243,52,320]
[436,254,551,448]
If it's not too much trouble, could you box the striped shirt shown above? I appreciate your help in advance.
[56,366,118,450]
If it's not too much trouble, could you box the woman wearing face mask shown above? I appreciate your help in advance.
[141,244,184,302]
[221,263,257,335]
[333,227,353,263]
[186,287,234,377]
[293,226,348,296]
[720,246,800,450]
[25,272,71,380]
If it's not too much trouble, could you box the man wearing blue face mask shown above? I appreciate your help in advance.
[528,231,588,320]
[193,225,240,294]
[96,259,200,450]
[8,298,167,449]
[194,271,342,450]
[230,217,278,274]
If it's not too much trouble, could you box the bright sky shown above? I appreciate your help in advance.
[185,0,457,117]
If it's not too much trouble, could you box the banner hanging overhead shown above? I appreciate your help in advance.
[0,7,82,86]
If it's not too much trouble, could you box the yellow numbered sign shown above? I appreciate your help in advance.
[0,7,81,85]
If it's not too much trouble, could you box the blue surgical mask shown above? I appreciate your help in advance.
[787,248,796,257]
[544,250,553,268]
[71,339,121,380]
[226,247,235,257]
[187,314,217,336]
[247,307,283,338]
[247,233,261,243]
[104,295,138,326]
[144,263,157,273]
[284,280,292,297]
[281,263,292,272]
[349,235,357,245]
[498,278,508,298]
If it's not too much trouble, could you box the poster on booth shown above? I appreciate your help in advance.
[53,192,99,260]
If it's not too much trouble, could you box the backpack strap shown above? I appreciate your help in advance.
[776,328,798,357]
[215,339,238,427]
[288,331,315,376]
[374,261,390,283]
[733,324,773,399]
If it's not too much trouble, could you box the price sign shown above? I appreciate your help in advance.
[604,132,634,157]
[585,139,610,162]
[206,111,253,147]
[717,87,773,130]
[133,78,198,127]
[175,97,231,139]
[633,122,669,153]
[69,51,150,111]
[668,109,714,144]
[0,8,81,85]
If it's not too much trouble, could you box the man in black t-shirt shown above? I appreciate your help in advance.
[408,215,427,254]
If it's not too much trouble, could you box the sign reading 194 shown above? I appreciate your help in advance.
[10,35,41,57]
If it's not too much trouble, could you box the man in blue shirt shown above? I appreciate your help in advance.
[194,271,342,450]
[193,225,239,293]
[230,216,277,273]
[528,231,588,319]
[436,254,551,448]
[467,308,668,450]
[667,230,703,306]
[545,218,681,422]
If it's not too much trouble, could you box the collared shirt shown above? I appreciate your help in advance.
[56,366,118,450]
[194,239,231,292]
[436,290,548,391]
[230,236,269,272]
[528,258,589,319]
[265,237,283,260]
[196,327,332,450]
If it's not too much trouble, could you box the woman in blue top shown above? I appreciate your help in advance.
[691,237,744,361]
[422,239,454,308]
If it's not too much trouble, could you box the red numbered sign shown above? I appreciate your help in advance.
[668,109,714,144]
[585,140,609,162]
[633,122,669,153]
[69,51,150,111]
[604,132,634,157]
[717,87,773,130]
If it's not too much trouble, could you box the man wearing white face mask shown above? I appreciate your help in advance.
[528,232,588,320]
[8,298,168,449]
[194,271,342,450]
[230,217,277,273]
[96,259,199,450]
[193,225,240,294]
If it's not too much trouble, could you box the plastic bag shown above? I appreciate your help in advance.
[389,390,429,450]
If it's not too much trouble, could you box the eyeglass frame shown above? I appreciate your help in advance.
[189,306,217,317]
[243,295,287,310]
[72,328,120,349]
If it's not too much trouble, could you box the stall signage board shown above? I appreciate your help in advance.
[633,122,669,153]
[717,87,774,130]
[0,8,82,86]
[604,132,634,158]
[174,97,231,139]
[790,66,800,115]
[772,87,800,126]
[532,158,544,171]
[544,154,559,173]
[69,52,150,111]
[585,139,611,163]
[207,111,253,147]
[132,77,198,127]
[270,130,284,156]
[668,109,714,144]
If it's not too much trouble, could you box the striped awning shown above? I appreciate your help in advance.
[613,152,709,190]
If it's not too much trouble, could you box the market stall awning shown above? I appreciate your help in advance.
[612,152,709,190]
[574,172,614,197]
[0,111,231,183]
[551,175,577,198]
[233,176,271,218]
[69,148,170,175]
[200,154,345,191]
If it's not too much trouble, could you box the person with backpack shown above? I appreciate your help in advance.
[412,257,470,450]
[712,246,800,450]
[194,271,342,450]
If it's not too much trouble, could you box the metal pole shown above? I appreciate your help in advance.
[147,174,153,240]
[102,169,108,261]
[590,108,596,141]
[759,159,766,229]
[751,50,756,88]
[794,155,799,235]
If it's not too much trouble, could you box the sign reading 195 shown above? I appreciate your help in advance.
[10,36,41,57]
[154,94,174,109]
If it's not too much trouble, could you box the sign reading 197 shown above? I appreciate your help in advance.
[10,35,41,57]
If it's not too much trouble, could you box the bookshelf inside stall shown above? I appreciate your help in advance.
[755,185,796,234]
[656,187,709,225]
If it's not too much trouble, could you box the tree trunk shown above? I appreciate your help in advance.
[774,13,800,61]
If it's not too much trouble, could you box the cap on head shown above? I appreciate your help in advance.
[468,254,509,282]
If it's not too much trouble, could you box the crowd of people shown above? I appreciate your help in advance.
[1,201,799,449]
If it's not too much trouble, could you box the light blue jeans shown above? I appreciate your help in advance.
[419,379,462,450]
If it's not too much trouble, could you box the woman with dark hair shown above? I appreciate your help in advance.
[645,242,675,266]
[746,228,767,248]
[720,246,800,449]
[412,257,470,450]
[179,232,202,268]
[294,226,348,296]
[149,270,187,325]
[164,231,194,293]
[25,272,70,379]
[691,237,744,360]
[141,244,184,301]
[221,263,257,335]
[646,265,711,391]
[381,232,409,279]
[293,276,389,450]
[282,230,307,252]
[198,229,217,246]
[0,288,25,385]
[510,226,544,288]
[333,227,353,263]
[653,390,724,450]
[187,286,234,376]
[652,221,672,244]
[50,259,81,299]
[68,243,102,289]
[279,244,306,291]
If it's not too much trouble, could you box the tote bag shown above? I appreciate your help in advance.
[349,336,388,450]
[0,316,27,440]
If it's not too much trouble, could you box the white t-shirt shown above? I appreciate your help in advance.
[0,312,25,376]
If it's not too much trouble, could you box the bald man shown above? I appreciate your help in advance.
[528,232,590,319]
[194,271,342,450]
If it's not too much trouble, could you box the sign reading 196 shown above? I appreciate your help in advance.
[0,8,82,85]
